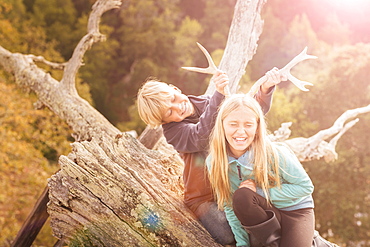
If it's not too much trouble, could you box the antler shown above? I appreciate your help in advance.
[248,47,317,96]
[182,42,230,96]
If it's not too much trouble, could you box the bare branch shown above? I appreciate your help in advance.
[270,104,370,162]
[60,0,122,94]
[25,54,66,70]
[0,1,124,142]
[268,122,292,142]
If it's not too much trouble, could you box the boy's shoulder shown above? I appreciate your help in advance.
[188,94,211,101]
[162,92,221,130]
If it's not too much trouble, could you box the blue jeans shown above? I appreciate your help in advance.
[194,201,236,246]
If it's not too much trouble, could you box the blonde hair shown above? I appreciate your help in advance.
[208,94,281,209]
[137,79,174,128]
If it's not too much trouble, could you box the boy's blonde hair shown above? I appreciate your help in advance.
[208,94,281,209]
[137,79,174,128]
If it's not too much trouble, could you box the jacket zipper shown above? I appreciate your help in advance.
[237,165,242,181]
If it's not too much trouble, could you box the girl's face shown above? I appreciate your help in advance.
[223,107,258,158]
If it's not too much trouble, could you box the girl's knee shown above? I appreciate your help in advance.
[232,188,256,213]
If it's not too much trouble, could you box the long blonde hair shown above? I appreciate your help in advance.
[208,94,281,209]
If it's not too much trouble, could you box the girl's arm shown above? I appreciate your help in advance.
[269,144,314,208]
[224,205,251,247]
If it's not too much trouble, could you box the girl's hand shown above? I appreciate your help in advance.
[261,67,288,93]
[212,70,229,96]
[239,179,256,192]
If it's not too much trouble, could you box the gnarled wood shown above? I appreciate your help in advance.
[269,104,370,162]
[47,133,219,246]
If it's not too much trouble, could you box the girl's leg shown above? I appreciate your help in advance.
[279,208,315,247]
[233,188,281,247]
[232,187,281,226]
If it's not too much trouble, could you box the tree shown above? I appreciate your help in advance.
[80,0,205,126]
[0,0,368,246]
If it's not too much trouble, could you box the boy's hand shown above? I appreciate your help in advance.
[261,67,288,93]
[212,70,229,96]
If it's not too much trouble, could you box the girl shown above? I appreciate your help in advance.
[206,94,315,247]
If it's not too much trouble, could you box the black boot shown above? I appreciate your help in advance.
[312,230,340,247]
[243,210,281,247]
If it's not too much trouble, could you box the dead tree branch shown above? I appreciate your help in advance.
[270,104,370,162]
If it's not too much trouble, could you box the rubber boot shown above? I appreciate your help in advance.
[312,230,340,247]
[249,233,263,247]
[242,210,281,247]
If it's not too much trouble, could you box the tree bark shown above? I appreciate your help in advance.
[0,0,369,245]
[205,0,266,95]
[47,133,218,246]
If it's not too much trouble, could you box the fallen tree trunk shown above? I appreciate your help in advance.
[47,133,217,246]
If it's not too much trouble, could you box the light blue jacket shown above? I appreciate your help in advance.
[206,143,314,247]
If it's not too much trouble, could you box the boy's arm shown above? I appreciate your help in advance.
[253,86,275,115]
[253,67,287,115]
[162,91,224,153]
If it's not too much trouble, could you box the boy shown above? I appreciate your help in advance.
[137,69,283,245]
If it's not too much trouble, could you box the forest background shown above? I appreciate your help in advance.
[0,0,369,246]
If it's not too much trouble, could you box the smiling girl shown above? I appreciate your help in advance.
[206,94,315,247]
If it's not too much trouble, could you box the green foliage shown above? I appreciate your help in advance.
[32,0,79,59]
[295,43,370,131]
[306,148,370,244]
[0,82,72,245]
[198,0,233,50]
[265,89,317,138]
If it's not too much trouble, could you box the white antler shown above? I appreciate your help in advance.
[182,42,230,96]
[182,42,218,74]
[248,47,317,96]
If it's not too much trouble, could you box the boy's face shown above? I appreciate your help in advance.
[162,86,195,124]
